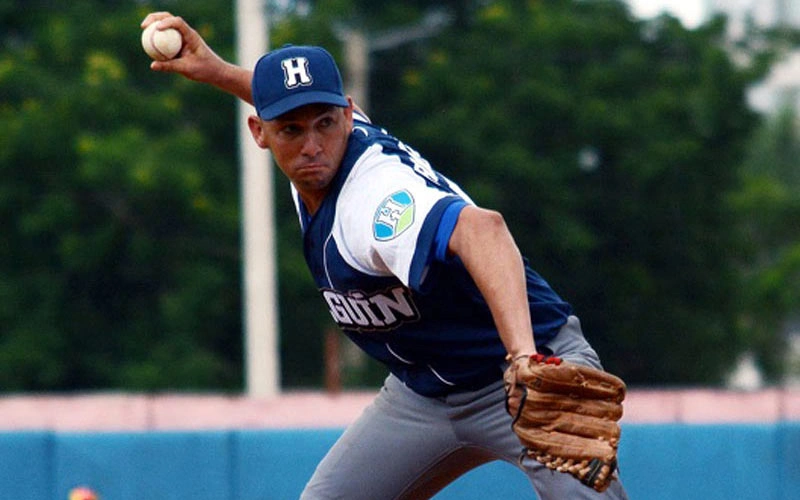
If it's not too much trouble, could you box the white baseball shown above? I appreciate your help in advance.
[141,23,183,61]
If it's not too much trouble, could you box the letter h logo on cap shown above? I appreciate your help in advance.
[282,57,313,89]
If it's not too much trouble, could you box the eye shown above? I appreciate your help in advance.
[318,116,334,129]
[279,124,302,137]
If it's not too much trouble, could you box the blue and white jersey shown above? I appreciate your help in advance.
[294,114,573,396]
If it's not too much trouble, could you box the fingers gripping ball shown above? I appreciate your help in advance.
[141,22,183,61]
[503,353,626,492]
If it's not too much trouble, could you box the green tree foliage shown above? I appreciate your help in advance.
[379,0,768,384]
[0,0,789,391]
[731,105,800,379]
[273,0,780,385]
[0,1,243,390]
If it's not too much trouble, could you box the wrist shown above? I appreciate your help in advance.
[505,352,535,363]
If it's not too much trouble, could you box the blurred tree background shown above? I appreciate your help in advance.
[1,0,798,391]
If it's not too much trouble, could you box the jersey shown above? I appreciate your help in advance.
[293,113,573,397]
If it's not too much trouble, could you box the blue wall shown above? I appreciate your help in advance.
[2,423,798,499]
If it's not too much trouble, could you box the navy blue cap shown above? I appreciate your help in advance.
[252,45,349,120]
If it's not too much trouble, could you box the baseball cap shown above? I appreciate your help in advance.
[252,45,349,120]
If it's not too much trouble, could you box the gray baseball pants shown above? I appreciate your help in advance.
[300,316,629,500]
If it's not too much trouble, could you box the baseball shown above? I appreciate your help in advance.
[141,22,182,61]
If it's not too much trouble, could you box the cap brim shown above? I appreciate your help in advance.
[258,91,349,120]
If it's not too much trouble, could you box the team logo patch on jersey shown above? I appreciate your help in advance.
[373,190,415,241]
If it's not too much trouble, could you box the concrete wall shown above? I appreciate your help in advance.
[1,389,798,431]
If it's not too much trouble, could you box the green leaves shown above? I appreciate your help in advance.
[384,0,771,384]
[0,0,241,391]
[1,0,795,390]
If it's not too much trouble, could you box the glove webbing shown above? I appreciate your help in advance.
[505,382,527,427]
[505,353,561,427]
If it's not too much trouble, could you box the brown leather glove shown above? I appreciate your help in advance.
[504,353,626,492]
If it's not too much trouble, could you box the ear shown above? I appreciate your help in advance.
[247,115,269,149]
[343,97,355,127]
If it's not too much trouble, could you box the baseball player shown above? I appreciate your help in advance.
[142,12,630,500]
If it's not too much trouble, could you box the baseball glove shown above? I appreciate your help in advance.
[503,353,626,492]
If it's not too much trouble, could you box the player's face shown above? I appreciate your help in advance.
[252,102,353,212]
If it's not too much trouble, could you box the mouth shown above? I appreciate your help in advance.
[291,162,334,187]
[296,162,328,174]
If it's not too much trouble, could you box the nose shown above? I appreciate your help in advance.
[301,131,323,157]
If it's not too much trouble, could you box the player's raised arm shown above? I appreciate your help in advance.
[140,12,254,105]
[446,205,537,360]
[140,12,371,119]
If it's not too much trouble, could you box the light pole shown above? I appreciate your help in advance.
[335,9,452,113]
[236,0,280,398]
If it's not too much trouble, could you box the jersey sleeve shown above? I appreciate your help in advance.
[407,196,467,290]
[432,199,468,263]
[332,144,468,290]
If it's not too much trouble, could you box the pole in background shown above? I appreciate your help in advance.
[236,0,280,398]
[341,30,369,113]
[335,9,452,115]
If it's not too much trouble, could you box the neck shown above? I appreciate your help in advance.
[297,189,327,216]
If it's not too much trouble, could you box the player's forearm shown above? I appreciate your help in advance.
[448,206,537,358]
[142,13,254,106]
[209,62,254,105]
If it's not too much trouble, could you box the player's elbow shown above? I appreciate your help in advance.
[470,206,510,237]
[452,206,515,250]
